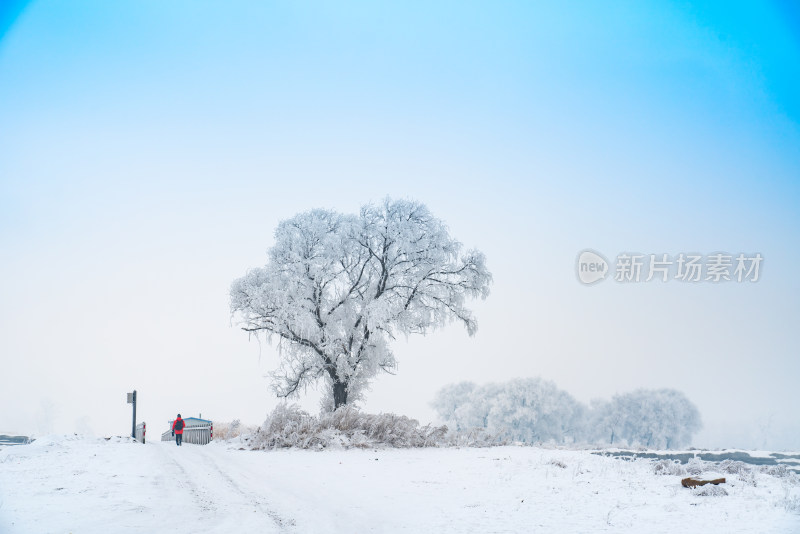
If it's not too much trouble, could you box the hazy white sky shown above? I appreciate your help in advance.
[1,1,798,449]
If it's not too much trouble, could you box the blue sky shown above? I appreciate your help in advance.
[1,1,798,448]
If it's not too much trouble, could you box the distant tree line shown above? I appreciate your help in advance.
[431,378,702,449]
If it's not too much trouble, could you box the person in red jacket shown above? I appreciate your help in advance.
[172,414,185,446]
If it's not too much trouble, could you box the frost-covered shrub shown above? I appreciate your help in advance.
[444,427,507,448]
[718,459,751,475]
[548,459,567,469]
[653,459,686,476]
[693,485,728,497]
[761,464,788,477]
[738,470,757,487]
[715,460,756,486]
[320,407,447,448]
[759,464,795,480]
[685,458,706,476]
[214,419,258,441]
[247,404,459,450]
[251,404,322,449]
[780,495,800,513]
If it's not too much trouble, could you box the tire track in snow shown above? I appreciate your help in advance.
[156,442,292,533]
[154,441,219,516]
[193,446,295,532]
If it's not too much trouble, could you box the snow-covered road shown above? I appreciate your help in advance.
[153,438,293,532]
[1,436,799,533]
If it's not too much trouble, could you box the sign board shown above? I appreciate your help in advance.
[127,392,134,404]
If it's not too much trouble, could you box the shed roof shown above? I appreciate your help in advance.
[168,417,212,425]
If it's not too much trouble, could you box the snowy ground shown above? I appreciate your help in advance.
[1,436,799,533]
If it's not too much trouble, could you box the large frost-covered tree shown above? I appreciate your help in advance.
[230,199,492,410]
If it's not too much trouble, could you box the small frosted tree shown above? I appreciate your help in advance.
[430,381,478,432]
[484,378,585,443]
[591,389,702,449]
[431,378,586,443]
[588,398,623,445]
[231,199,492,410]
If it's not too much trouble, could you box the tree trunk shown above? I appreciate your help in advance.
[333,380,348,410]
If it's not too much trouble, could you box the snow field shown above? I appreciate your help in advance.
[1,436,798,533]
